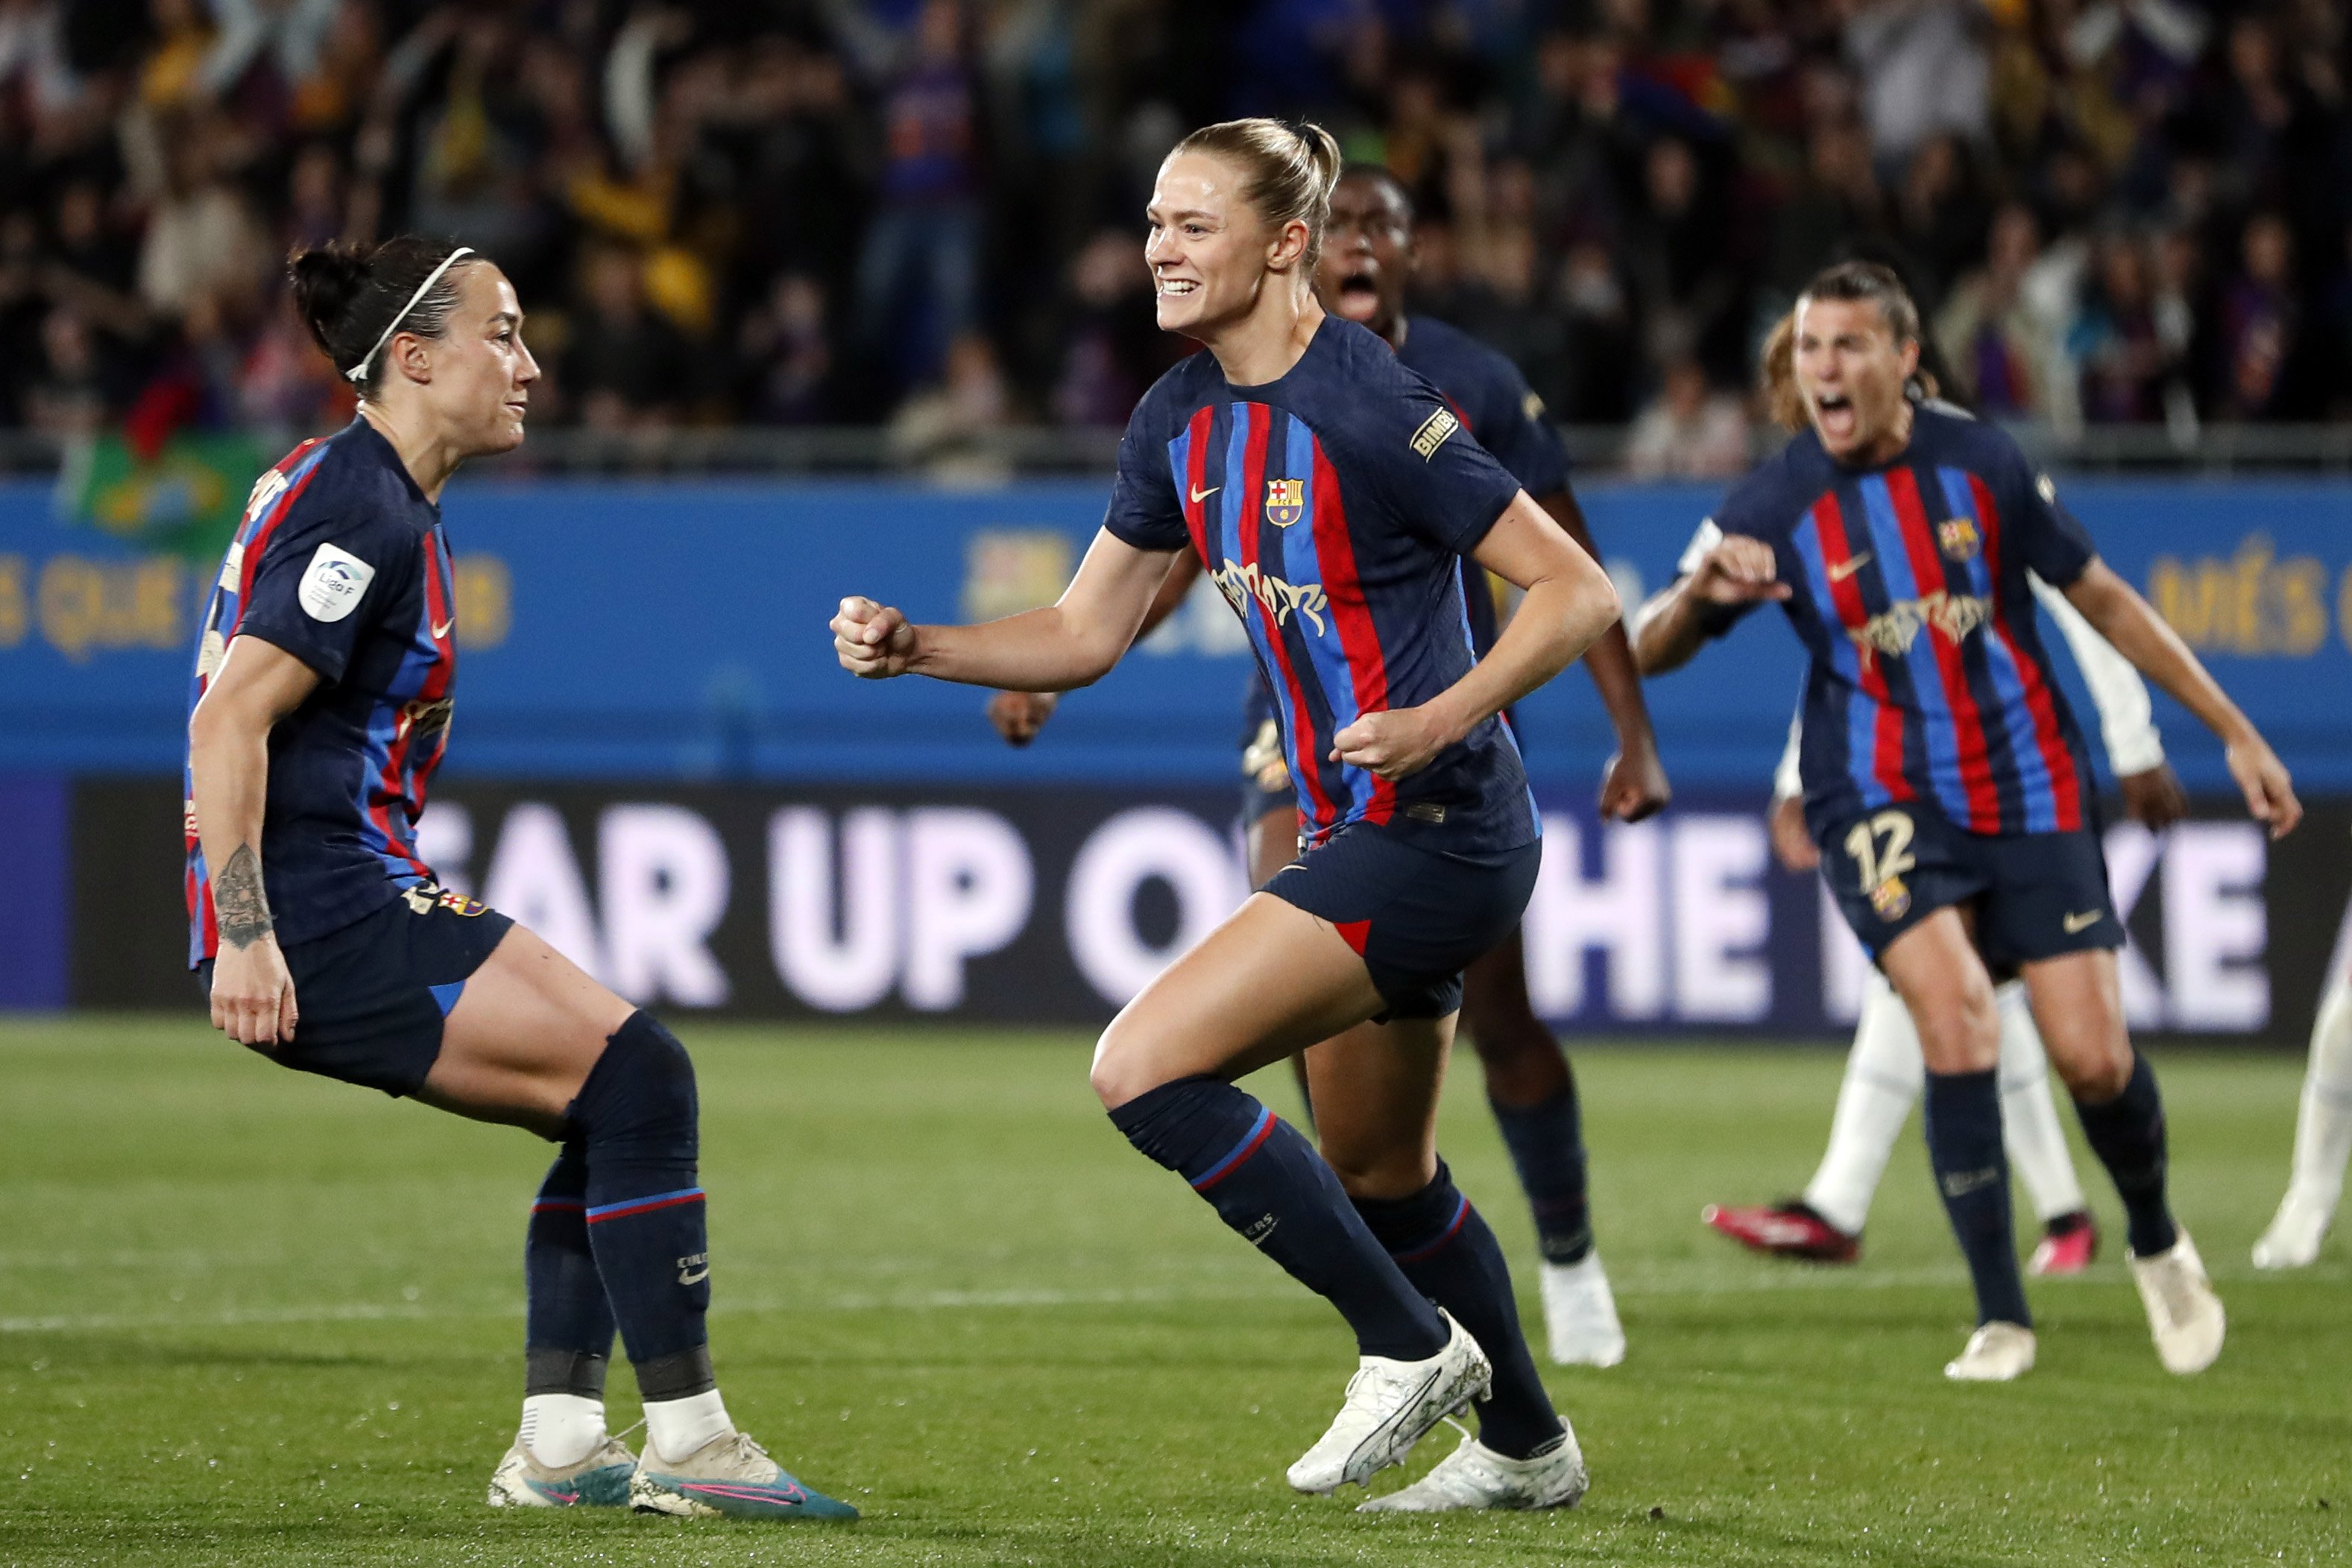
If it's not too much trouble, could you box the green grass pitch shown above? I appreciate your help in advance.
[1,1018,2345,1567]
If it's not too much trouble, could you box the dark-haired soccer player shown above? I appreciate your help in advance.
[990,164,1664,1367]
[839,118,1620,1511]
[187,236,854,1519]
[1636,261,2301,1382]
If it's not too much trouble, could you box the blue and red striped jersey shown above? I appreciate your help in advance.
[184,419,458,965]
[1108,316,1537,854]
[1239,314,1571,745]
[1700,403,2099,838]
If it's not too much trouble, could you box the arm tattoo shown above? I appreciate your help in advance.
[214,843,274,949]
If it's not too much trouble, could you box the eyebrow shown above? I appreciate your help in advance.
[488,312,521,329]
[1148,207,1213,225]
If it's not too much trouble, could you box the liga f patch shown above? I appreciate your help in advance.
[297,542,375,622]
[1409,407,1460,461]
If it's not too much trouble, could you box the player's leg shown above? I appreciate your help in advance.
[2255,967,2352,1268]
[1307,1015,1585,1513]
[1243,798,1312,1123]
[2019,946,2222,1373]
[431,925,856,1517]
[1992,981,2098,1277]
[1879,910,2037,1379]
[1458,932,1623,1367]
[1094,893,1486,1493]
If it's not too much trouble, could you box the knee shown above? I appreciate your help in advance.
[1914,976,2002,1075]
[1089,1014,1164,1111]
[1321,1138,1436,1201]
[2052,1033,2134,1102]
[572,1011,699,1140]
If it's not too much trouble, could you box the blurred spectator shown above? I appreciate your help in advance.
[738,272,835,426]
[1623,355,1752,480]
[1935,201,2058,418]
[846,0,983,405]
[25,307,107,437]
[1048,227,1156,429]
[2215,212,2300,420]
[1844,0,1989,178]
[561,246,693,431]
[889,329,1013,482]
[136,116,267,321]
[2068,230,2187,425]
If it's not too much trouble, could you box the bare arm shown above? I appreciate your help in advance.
[836,528,1180,691]
[1332,491,1620,781]
[1631,534,1791,675]
[1535,489,1670,820]
[2061,559,2301,838]
[985,551,1206,746]
[189,636,321,1046]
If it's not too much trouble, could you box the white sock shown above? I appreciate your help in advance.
[2287,976,2352,1209]
[1993,981,2086,1224]
[517,1394,606,1469]
[1803,973,1925,1236]
[645,1388,734,1465]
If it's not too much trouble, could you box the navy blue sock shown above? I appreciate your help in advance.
[524,1139,617,1397]
[1112,1076,1445,1361]
[1486,1087,1592,1265]
[1923,1070,2031,1328]
[2073,1052,2178,1257]
[1352,1162,1563,1461]
[569,1011,714,1401]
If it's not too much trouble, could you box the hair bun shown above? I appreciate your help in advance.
[288,242,373,359]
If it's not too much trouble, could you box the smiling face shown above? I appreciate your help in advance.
[1144,150,1305,343]
[1317,172,1413,338]
[387,263,539,456]
[1792,294,1917,466]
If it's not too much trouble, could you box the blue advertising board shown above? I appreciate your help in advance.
[0,470,2347,796]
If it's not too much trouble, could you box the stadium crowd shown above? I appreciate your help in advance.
[1,0,2348,466]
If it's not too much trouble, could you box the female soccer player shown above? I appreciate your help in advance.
[990,163,1666,1368]
[186,236,854,1520]
[836,119,1621,1511]
[1703,314,2191,1277]
[1636,261,2300,1382]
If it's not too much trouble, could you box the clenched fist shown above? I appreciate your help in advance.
[1331,705,1453,782]
[833,596,918,678]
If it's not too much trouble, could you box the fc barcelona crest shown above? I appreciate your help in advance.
[1937,518,1980,562]
[1264,477,1305,528]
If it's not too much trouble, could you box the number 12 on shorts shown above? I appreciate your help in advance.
[1845,809,1917,923]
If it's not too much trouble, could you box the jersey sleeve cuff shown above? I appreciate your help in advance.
[2104,730,2166,777]
[229,622,350,684]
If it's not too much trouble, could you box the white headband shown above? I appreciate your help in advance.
[345,247,475,385]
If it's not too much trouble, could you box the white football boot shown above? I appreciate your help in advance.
[1358,1418,1588,1514]
[1286,1309,1492,1495]
[2130,1229,2225,1375]
[486,1433,636,1508]
[630,1430,860,1520]
[1540,1251,1626,1368]
[2251,1187,2333,1271]
[1943,1321,2037,1382]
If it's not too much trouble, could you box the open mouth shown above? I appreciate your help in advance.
[1333,270,1380,318]
[1814,391,1857,441]
[1156,277,1199,299]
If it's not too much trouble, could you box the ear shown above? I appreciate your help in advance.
[1265,217,1313,274]
[390,330,434,387]
[1896,335,1920,379]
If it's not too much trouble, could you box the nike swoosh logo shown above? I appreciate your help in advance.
[1191,484,1221,504]
[1827,553,1873,583]
[2063,910,2103,934]
[431,619,453,639]
[678,1265,710,1285]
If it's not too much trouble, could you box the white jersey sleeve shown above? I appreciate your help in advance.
[2030,572,2164,777]
[1772,707,1803,803]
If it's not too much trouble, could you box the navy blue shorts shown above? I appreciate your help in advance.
[1263,821,1541,1019]
[1820,803,2122,969]
[199,885,514,1098]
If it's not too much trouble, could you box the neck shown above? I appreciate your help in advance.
[1376,311,1405,353]
[1202,277,1324,386]
[359,401,461,502]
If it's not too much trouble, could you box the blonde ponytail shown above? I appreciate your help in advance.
[1170,118,1344,268]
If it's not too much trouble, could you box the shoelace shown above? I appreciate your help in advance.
[2148,1259,2203,1329]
